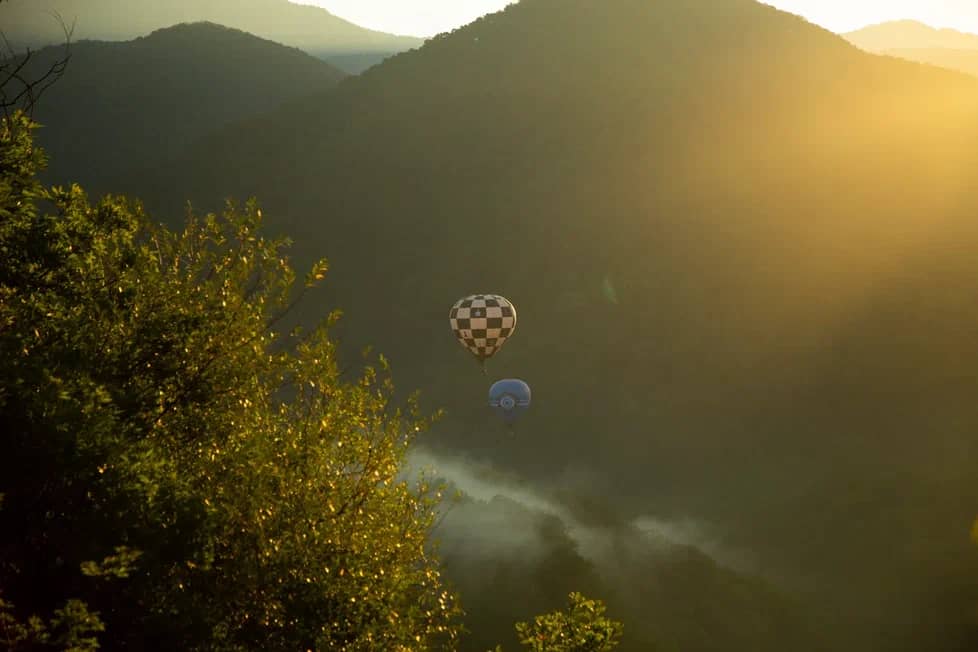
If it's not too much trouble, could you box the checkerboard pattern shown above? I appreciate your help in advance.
[449,294,517,361]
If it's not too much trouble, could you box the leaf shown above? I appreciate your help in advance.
[304,258,329,287]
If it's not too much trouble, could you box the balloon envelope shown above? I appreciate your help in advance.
[449,294,516,363]
[488,378,531,423]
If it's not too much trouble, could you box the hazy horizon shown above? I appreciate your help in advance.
[291,0,978,37]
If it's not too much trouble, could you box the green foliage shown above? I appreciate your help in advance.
[0,594,104,652]
[513,592,623,652]
[0,111,460,649]
[79,548,143,580]
[1,595,51,651]
[49,601,106,652]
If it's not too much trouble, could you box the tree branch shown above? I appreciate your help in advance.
[0,9,74,119]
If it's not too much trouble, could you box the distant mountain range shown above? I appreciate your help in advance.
[844,19,978,51]
[844,19,978,77]
[0,0,424,72]
[21,0,978,650]
[22,22,346,188]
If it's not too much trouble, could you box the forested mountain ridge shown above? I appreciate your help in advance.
[60,0,978,649]
[0,0,423,58]
[876,47,978,77]
[21,22,347,190]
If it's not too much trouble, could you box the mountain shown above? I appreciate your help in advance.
[49,0,978,649]
[0,0,423,72]
[844,20,978,77]
[844,19,978,51]
[19,22,346,190]
[876,46,978,77]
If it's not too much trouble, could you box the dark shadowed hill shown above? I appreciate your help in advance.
[844,20,978,77]
[68,0,978,649]
[0,0,423,73]
[19,22,346,190]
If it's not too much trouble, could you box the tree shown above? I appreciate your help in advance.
[0,111,459,649]
[0,0,73,119]
[512,592,623,652]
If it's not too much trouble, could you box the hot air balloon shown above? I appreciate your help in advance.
[489,378,531,427]
[449,294,516,371]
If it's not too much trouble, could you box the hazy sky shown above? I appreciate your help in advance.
[292,0,978,38]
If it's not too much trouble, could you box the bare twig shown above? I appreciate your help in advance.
[0,9,74,119]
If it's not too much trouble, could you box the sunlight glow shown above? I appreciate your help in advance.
[761,0,978,34]
[288,0,518,38]
[290,0,978,38]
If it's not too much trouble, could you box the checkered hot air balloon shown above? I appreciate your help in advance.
[449,294,517,366]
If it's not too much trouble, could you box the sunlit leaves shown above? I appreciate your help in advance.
[80,547,144,580]
[305,257,329,287]
[0,594,105,652]
[0,112,459,650]
[514,593,623,652]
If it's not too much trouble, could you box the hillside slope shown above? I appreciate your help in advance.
[878,47,978,77]
[87,0,978,649]
[21,22,347,189]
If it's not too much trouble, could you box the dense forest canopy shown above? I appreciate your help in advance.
[0,112,462,649]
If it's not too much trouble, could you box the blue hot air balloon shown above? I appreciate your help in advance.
[488,379,531,426]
